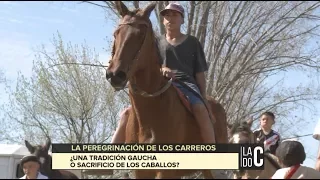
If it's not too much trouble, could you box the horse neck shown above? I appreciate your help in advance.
[129,31,168,102]
[41,155,54,176]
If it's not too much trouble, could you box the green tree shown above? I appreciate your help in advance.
[1,33,129,145]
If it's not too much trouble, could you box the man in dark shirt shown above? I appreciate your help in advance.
[158,3,216,144]
[253,111,281,155]
[111,3,216,144]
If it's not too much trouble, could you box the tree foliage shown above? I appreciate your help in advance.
[1,33,129,144]
[87,1,320,130]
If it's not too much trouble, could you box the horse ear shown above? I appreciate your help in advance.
[115,1,129,17]
[142,2,157,18]
[25,140,35,154]
[247,117,254,127]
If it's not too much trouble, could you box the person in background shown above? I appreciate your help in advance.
[19,155,48,179]
[253,111,281,155]
[271,140,320,179]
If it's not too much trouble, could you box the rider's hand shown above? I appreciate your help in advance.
[161,67,175,78]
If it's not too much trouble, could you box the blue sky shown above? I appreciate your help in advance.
[0,1,111,81]
[0,1,319,169]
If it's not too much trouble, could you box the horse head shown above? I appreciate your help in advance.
[228,118,255,144]
[25,138,52,176]
[25,138,79,179]
[106,1,157,91]
[227,118,256,179]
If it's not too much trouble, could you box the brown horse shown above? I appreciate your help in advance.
[25,138,79,179]
[227,119,281,179]
[105,1,228,179]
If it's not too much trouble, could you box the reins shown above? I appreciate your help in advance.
[108,19,173,98]
[46,61,130,96]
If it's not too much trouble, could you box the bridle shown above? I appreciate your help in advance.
[47,16,173,98]
[109,18,173,98]
[32,148,53,177]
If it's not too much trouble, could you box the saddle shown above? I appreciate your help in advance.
[172,84,193,114]
[170,79,214,123]
[171,79,210,117]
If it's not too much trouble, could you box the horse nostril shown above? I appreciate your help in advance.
[106,71,112,80]
[115,71,127,81]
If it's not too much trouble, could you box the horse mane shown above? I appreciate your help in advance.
[229,121,252,135]
[43,153,79,179]
[41,153,53,175]
[153,33,164,66]
[137,9,164,67]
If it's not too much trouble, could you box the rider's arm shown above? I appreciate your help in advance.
[194,38,208,98]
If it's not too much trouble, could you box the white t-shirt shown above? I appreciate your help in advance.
[272,165,320,179]
[19,172,48,179]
